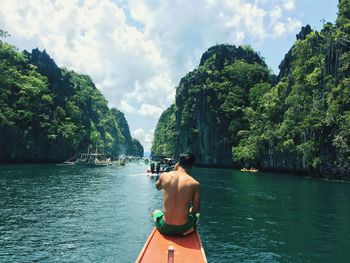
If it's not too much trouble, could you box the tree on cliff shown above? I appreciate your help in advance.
[153,44,272,165]
[233,1,350,179]
[152,1,350,180]
[0,33,143,162]
[151,104,177,157]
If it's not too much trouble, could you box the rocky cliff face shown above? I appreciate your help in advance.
[255,18,350,179]
[111,108,143,157]
[152,6,350,179]
[177,45,268,165]
[175,79,234,166]
[151,104,177,157]
[152,44,271,166]
[0,45,143,162]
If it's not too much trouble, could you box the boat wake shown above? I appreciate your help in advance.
[122,173,147,177]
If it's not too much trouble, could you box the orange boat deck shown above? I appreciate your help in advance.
[136,228,207,263]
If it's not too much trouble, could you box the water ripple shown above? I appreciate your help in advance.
[1,165,350,262]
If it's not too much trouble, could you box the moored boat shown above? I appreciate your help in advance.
[148,156,176,175]
[240,167,259,173]
[57,161,75,166]
[136,227,207,263]
[75,145,112,167]
[89,154,111,166]
[146,169,160,177]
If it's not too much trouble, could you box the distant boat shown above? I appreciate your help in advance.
[89,154,111,166]
[136,228,207,262]
[76,146,112,167]
[240,168,259,173]
[116,159,126,166]
[148,156,175,175]
[146,169,159,177]
[57,161,75,166]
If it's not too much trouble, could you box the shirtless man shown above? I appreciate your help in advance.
[152,153,200,236]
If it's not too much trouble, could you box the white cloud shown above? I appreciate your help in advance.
[120,100,136,113]
[0,0,172,108]
[272,16,302,37]
[236,32,245,43]
[283,0,295,11]
[286,17,302,31]
[270,6,282,23]
[238,2,267,40]
[0,0,303,151]
[273,22,286,36]
[225,15,241,28]
[133,128,154,151]
[205,0,217,7]
[137,104,163,118]
[125,72,175,106]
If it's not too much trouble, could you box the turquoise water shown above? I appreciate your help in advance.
[0,164,349,262]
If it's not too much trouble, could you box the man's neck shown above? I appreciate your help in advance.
[177,166,189,174]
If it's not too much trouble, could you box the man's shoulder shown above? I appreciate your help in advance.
[192,178,200,188]
[159,171,175,181]
[160,170,175,177]
[185,174,200,186]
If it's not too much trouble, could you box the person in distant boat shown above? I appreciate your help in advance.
[152,153,200,236]
[150,162,155,173]
[156,162,161,173]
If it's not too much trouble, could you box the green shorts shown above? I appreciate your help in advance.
[152,210,199,236]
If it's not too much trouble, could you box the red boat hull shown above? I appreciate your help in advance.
[136,228,207,263]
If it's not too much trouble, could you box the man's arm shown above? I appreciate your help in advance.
[155,173,163,190]
[191,183,200,214]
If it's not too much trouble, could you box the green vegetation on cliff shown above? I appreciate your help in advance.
[152,1,350,179]
[151,104,177,156]
[0,33,143,162]
[152,44,273,164]
[234,2,350,178]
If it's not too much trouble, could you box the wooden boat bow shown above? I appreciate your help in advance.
[136,228,207,263]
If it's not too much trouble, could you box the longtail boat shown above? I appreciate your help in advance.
[136,228,207,263]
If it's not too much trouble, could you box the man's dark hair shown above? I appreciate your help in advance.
[178,152,196,170]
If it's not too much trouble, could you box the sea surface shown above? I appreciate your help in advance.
[0,163,349,262]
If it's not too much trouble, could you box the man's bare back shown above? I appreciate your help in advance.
[156,165,200,225]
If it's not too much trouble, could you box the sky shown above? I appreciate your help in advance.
[0,0,338,152]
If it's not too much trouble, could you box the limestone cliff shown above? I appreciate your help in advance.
[0,44,143,162]
[152,2,350,180]
[153,44,271,166]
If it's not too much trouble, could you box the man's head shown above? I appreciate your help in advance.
[178,152,196,171]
